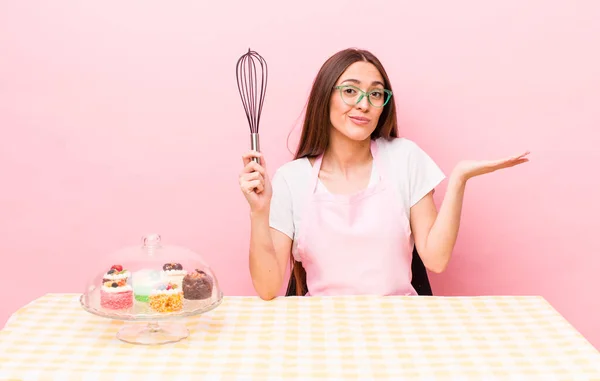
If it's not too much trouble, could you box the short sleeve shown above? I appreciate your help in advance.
[269,169,295,240]
[407,141,446,207]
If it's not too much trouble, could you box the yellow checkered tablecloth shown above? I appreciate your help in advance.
[0,294,599,380]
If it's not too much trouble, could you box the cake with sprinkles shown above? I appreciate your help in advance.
[148,282,183,313]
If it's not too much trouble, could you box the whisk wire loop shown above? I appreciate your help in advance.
[236,49,268,135]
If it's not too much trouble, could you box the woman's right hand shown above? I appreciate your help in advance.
[239,151,272,214]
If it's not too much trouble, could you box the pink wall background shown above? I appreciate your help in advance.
[1,1,599,348]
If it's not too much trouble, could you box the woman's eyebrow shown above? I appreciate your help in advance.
[340,79,385,87]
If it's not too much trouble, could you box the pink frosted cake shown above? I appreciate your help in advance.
[100,265,133,310]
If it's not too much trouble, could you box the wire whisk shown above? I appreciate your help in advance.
[236,48,268,164]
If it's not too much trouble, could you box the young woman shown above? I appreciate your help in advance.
[239,48,529,300]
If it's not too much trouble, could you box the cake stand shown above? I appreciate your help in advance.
[79,234,224,345]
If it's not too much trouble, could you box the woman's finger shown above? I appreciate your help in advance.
[241,161,266,177]
[244,179,263,194]
[239,172,263,185]
[253,182,265,194]
[242,150,263,166]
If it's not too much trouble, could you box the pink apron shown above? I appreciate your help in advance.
[296,139,417,296]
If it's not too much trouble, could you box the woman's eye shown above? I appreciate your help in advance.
[344,88,357,95]
[370,91,383,99]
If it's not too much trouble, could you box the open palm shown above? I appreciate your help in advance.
[455,151,530,180]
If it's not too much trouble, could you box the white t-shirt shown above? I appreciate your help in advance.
[269,137,446,260]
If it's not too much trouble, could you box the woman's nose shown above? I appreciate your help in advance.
[355,95,370,111]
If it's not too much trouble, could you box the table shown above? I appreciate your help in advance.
[1,293,599,380]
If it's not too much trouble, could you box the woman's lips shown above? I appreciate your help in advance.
[349,116,370,125]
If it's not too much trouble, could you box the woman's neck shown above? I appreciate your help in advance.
[321,132,372,177]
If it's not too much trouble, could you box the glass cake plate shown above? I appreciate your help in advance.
[80,233,223,345]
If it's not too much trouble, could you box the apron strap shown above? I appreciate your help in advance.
[308,152,324,194]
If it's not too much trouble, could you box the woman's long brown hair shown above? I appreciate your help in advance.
[289,48,400,296]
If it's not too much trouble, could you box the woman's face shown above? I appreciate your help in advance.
[329,61,386,142]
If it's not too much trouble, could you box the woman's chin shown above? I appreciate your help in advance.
[341,125,375,142]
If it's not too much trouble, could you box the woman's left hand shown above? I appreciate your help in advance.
[453,151,530,182]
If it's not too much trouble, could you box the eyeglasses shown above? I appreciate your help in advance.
[333,84,393,108]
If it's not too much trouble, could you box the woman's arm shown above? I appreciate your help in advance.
[239,150,294,300]
[410,152,530,273]
[409,172,466,273]
[248,209,293,300]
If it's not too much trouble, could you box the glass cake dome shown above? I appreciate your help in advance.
[80,233,223,345]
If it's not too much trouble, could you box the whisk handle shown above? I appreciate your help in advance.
[250,133,260,164]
